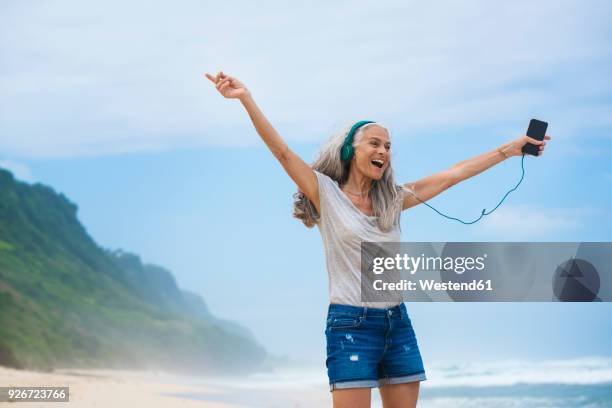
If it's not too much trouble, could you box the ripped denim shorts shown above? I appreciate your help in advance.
[325,302,427,392]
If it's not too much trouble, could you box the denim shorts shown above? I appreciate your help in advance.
[325,302,426,391]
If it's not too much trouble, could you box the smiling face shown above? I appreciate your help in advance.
[351,125,391,180]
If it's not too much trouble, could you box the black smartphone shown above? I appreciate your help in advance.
[522,119,548,156]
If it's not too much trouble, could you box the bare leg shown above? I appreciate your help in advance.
[379,382,420,408]
[331,387,371,408]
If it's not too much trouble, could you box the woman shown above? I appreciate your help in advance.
[204,71,550,408]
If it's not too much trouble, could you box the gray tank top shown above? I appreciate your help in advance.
[314,171,403,308]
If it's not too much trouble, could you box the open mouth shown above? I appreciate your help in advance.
[371,159,385,169]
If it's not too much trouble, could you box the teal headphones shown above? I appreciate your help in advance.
[338,119,532,226]
[340,120,375,161]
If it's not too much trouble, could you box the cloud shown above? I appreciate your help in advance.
[0,159,34,181]
[479,204,591,238]
[0,0,611,158]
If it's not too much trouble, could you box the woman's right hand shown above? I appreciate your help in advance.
[204,71,250,100]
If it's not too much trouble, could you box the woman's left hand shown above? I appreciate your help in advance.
[504,134,552,157]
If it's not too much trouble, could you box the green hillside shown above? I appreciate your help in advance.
[0,168,267,374]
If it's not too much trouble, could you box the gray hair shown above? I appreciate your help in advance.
[292,123,409,232]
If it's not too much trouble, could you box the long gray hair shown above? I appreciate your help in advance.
[292,123,409,232]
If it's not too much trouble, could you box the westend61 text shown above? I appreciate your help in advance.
[373,279,493,291]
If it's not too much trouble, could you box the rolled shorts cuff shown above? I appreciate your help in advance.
[330,372,427,392]
[378,371,427,386]
[329,379,379,391]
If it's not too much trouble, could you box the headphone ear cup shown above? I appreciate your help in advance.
[341,144,353,161]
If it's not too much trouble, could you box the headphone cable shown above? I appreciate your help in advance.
[407,154,527,225]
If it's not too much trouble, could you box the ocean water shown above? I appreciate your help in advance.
[166,357,612,408]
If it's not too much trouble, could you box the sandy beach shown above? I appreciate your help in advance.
[0,366,246,408]
[2,359,611,408]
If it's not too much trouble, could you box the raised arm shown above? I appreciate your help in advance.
[402,135,551,210]
[204,71,320,212]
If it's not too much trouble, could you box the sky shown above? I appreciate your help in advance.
[1,0,611,365]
